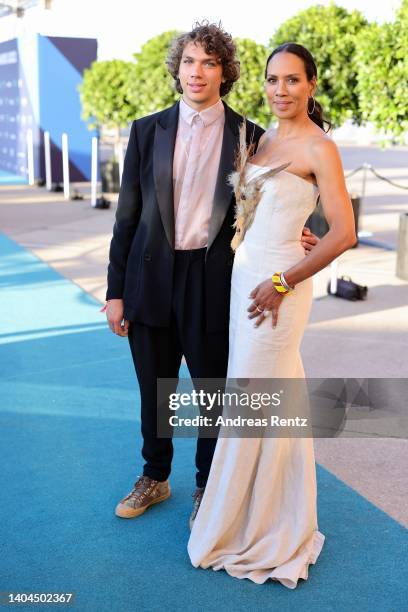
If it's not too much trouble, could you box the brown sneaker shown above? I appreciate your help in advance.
[115,475,170,519]
[189,487,205,530]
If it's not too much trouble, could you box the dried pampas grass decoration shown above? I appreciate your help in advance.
[228,121,291,251]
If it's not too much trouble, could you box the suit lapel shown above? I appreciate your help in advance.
[206,103,240,254]
[153,103,179,249]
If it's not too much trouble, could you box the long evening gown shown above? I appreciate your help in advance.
[187,163,325,589]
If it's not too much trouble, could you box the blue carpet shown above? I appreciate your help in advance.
[0,232,407,612]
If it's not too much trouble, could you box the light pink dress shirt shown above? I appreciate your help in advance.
[173,98,225,250]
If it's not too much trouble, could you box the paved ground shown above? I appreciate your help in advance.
[1,144,407,526]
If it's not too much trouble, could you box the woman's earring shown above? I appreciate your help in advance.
[307,96,316,115]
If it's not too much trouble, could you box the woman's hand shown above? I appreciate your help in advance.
[248,280,286,328]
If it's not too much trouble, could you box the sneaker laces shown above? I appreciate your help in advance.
[190,488,205,521]
[191,488,204,509]
[124,476,156,502]
[192,488,204,501]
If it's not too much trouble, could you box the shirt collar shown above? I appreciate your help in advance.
[179,98,224,127]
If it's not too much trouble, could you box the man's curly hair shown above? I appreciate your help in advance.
[166,21,240,97]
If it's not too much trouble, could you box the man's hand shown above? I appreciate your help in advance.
[301,227,319,254]
[106,299,129,337]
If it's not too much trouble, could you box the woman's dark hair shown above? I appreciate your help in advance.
[166,21,240,97]
[265,42,331,132]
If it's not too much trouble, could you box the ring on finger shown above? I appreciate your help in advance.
[256,306,264,313]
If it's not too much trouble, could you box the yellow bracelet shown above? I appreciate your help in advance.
[271,272,293,294]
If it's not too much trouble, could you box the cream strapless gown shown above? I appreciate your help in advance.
[187,164,325,589]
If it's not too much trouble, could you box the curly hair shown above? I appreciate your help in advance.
[166,21,240,97]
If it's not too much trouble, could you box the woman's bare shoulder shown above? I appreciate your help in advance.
[308,131,339,158]
[307,132,345,179]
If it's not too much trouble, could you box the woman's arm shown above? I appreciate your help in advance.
[283,137,356,288]
[248,137,356,327]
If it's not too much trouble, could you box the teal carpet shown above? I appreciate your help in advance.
[0,169,27,184]
[0,232,407,612]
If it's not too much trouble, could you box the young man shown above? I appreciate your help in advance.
[105,22,317,526]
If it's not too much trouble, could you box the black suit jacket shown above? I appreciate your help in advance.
[106,101,264,333]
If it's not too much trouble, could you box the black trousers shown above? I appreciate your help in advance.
[127,248,229,488]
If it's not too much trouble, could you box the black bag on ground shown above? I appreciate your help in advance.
[327,276,368,301]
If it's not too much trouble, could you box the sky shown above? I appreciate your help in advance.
[0,0,403,60]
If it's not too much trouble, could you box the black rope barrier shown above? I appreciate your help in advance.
[345,163,408,190]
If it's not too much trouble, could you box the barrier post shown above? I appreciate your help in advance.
[62,132,70,200]
[116,140,124,187]
[26,129,34,185]
[44,131,52,190]
[91,136,98,207]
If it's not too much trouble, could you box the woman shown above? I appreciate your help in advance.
[187,43,356,588]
